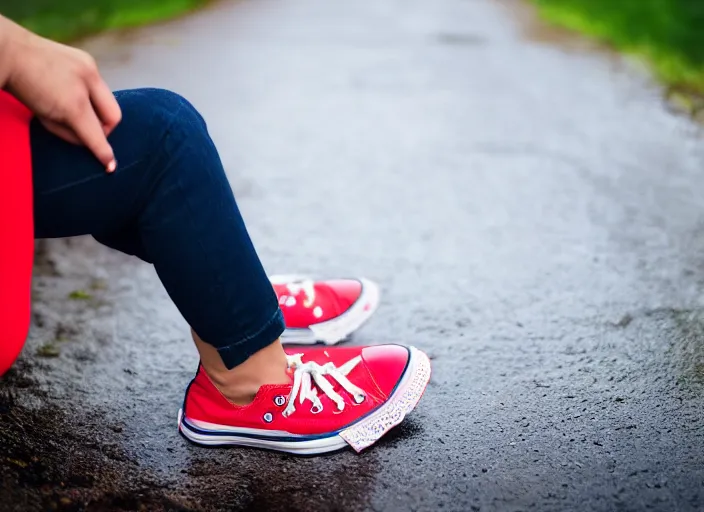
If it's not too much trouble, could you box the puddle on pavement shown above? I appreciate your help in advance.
[0,363,184,511]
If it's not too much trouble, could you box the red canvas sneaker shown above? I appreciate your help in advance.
[270,275,380,345]
[178,344,431,455]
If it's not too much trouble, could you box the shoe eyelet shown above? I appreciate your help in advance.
[274,395,286,407]
[263,412,274,423]
[310,403,323,414]
[354,394,366,404]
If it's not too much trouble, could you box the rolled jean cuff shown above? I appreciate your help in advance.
[217,308,286,369]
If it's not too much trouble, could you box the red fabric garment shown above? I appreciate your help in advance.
[0,91,33,376]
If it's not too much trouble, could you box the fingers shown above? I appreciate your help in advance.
[69,102,117,173]
[58,52,118,172]
[89,75,122,136]
[43,113,117,173]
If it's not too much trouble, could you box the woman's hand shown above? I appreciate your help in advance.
[1,16,121,172]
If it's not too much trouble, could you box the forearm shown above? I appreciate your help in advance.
[0,15,26,89]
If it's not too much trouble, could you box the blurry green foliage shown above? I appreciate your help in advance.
[0,0,209,42]
[533,0,704,93]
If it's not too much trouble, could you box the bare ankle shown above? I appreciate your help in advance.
[207,374,260,406]
[192,333,290,406]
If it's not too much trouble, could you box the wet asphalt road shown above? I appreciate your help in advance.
[2,0,704,510]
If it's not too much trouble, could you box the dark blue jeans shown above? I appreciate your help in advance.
[30,88,285,369]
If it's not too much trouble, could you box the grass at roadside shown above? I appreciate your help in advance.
[0,0,211,42]
[531,0,704,97]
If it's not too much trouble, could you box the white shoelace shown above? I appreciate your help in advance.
[282,354,367,417]
[283,280,316,308]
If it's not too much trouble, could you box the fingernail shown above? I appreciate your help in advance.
[107,159,117,173]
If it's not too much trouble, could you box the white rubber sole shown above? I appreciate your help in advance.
[272,276,381,346]
[178,346,431,455]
